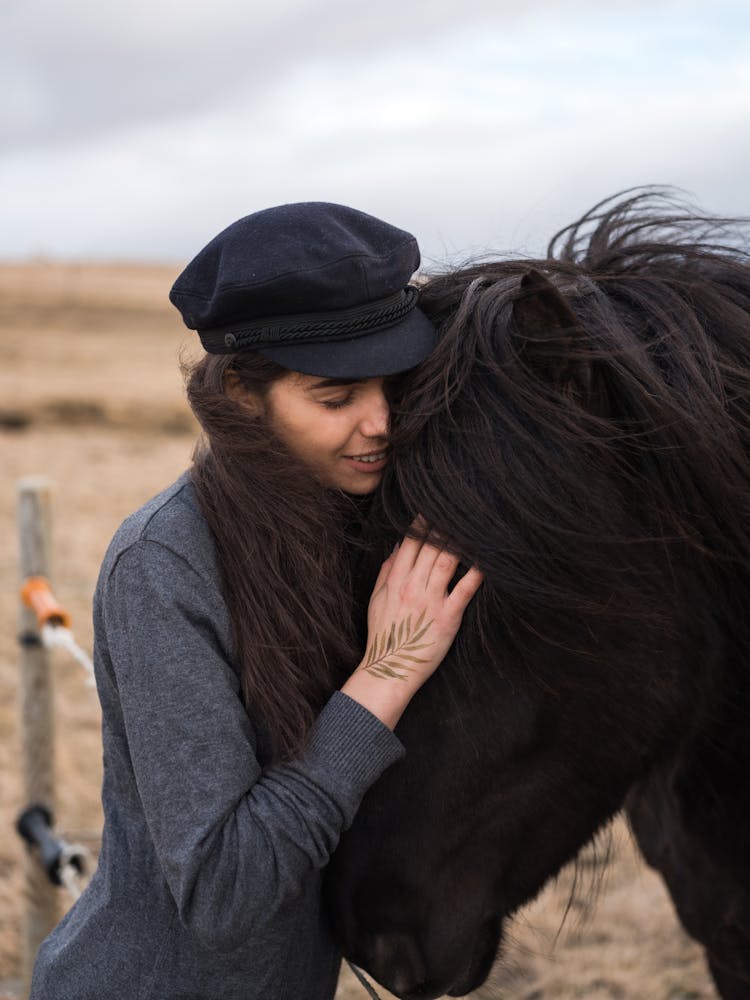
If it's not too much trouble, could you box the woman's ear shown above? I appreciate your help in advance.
[224,370,262,414]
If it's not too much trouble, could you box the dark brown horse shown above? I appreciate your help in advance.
[323,190,750,999]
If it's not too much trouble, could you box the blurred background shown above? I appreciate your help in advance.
[3,0,749,265]
[2,1,747,997]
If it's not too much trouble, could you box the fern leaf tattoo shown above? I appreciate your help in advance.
[363,609,434,680]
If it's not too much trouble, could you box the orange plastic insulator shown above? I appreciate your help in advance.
[20,576,71,629]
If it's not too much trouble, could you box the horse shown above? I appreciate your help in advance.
[323,189,750,1000]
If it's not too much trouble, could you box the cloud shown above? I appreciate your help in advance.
[3,0,570,149]
[1,0,749,260]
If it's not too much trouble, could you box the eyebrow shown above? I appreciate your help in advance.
[305,378,366,391]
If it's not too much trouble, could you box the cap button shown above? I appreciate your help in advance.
[224,333,237,349]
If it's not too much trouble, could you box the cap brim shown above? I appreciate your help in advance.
[256,308,439,378]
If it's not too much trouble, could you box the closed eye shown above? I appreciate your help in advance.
[321,392,356,410]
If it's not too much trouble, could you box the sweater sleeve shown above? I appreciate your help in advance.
[99,538,404,952]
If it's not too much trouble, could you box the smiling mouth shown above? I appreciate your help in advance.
[345,451,387,463]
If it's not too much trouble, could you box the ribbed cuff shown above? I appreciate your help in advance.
[301,690,405,801]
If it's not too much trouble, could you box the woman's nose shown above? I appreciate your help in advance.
[360,388,389,438]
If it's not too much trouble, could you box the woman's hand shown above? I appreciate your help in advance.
[341,526,483,729]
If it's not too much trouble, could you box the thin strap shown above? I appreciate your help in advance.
[347,960,385,1000]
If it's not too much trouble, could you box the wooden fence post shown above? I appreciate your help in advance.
[17,477,59,995]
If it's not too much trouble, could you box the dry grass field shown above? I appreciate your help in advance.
[0,263,717,999]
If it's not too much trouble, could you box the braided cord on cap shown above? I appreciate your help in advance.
[199,288,418,354]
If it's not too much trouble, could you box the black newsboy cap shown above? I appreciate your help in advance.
[169,202,438,378]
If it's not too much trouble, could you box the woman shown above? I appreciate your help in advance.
[30,202,483,1000]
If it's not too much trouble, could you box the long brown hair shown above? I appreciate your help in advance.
[185,352,362,761]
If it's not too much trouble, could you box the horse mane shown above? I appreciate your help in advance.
[378,188,750,694]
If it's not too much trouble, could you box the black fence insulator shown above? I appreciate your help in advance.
[16,804,85,886]
[17,630,43,648]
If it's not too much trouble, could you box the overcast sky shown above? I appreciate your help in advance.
[2,0,749,266]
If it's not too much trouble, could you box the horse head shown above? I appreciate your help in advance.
[324,191,750,998]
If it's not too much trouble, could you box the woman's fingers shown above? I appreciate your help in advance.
[446,565,484,612]
[409,537,444,587]
[372,546,398,592]
[384,522,438,591]
[372,529,437,594]
[424,550,460,592]
[378,518,481,617]
[387,529,424,579]
[385,519,464,596]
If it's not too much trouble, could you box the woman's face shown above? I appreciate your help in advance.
[262,371,391,494]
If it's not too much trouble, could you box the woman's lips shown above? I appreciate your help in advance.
[343,450,388,472]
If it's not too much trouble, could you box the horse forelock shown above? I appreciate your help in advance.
[386,189,750,684]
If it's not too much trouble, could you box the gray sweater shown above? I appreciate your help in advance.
[30,474,404,1000]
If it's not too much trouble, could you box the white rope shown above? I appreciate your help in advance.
[41,624,95,686]
[58,862,83,901]
[56,840,90,901]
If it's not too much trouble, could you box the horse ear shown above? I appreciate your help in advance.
[512,269,590,393]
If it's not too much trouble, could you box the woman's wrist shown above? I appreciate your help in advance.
[340,665,421,731]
